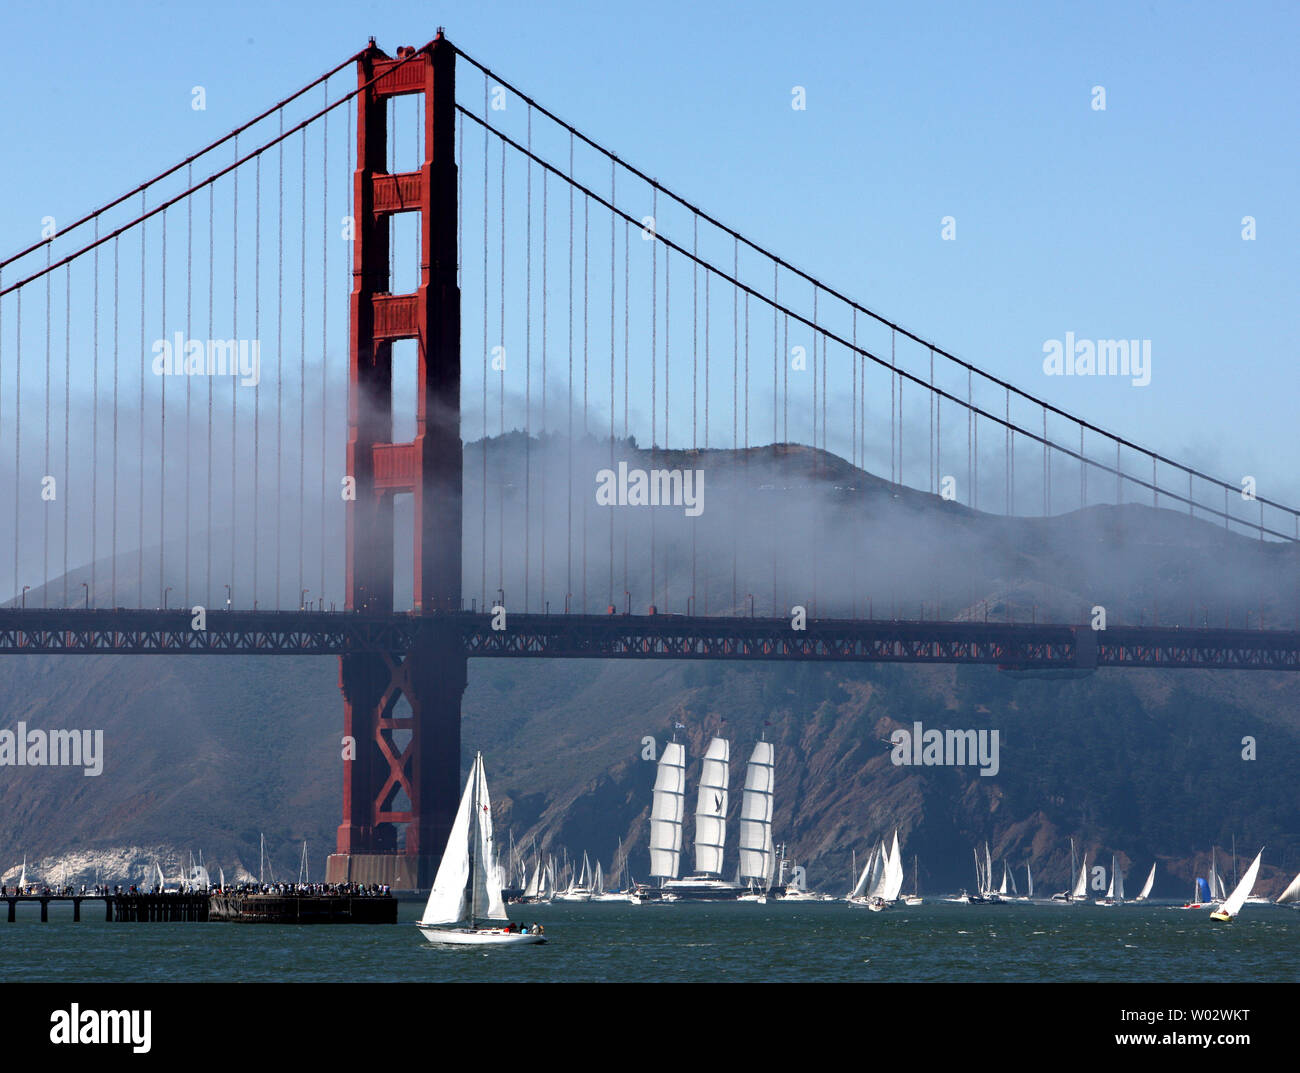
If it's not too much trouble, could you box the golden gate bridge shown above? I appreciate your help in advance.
[1,31,1297,885]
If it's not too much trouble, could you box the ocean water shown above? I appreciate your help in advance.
[2,898,1297,983]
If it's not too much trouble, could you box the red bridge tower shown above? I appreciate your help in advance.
[325,34,463,890]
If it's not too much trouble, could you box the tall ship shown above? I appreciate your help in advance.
[648,736,772,901]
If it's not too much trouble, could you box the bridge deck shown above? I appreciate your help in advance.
[0,609,1297,671]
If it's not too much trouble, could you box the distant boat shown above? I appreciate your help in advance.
[903,855,924,906]
[1095,855,1125,906]
[416,753,546,946]
[1052,838,1087,904]
[1135,862,1156,902]
[1210,849,1263,923]
[555,852,593,902]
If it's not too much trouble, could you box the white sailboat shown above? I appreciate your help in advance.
[847,843,877,905]
[1210,848,1263,923]
[555,851,593,901]
[1135,862,1156,901]
[903,856,924,906]
[1096,854,1125,905]
[1275,870,1300,906]
[416,753,546,946]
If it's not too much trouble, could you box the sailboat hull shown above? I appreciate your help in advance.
[416,924,547,946]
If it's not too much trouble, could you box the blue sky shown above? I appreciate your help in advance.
[1,0,1297,506]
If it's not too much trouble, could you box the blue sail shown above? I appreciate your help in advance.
[1196,877,1212,902]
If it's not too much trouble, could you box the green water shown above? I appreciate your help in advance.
[2,899,1296,983]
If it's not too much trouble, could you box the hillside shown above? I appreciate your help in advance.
[1,437,1298,895]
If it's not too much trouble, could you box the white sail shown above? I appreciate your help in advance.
[524,858,541,898]
[999,862,1009,896]
[1137,862,1156,901]
[883,830,905,901]
[1275,870,1300,905]
[868,840,890,899]
[850,846,875,899]
[650,742,686,879]
[1026,862,1033,898]
[155,862,165,890]
[593,861,604,895]
[984,843,993,892]
[1072,855,1088,899]
[420,758,477,924]
[19,855,26,889]
[1115,860,1125,901]
[472,757,508,921]
[1217,849,1263,919]
[694,737,730,875]
[420,753,507,925]
[1105,856,1115,899]
[739,741,775,883]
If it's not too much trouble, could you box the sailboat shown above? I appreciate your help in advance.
[1275,869,1300,907]
[416,754,546,946]
[1210,848,1263,922]
[1135,862,1156,902]
[1095,854,1125,906]
[18,855,26,892]
[660,737,745,900]
[555,851,593,901]
[903,856,924,906]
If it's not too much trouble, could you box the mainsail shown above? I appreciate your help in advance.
[739,741,775,884]
[694,737,730,875]
[650,742,687,880]
[419,753,507,926]
[1072,855,1089,899]
[1137,862,1156,901]
[850,846,876,899]
[882,830,905,902]
[1216,849,1263,919]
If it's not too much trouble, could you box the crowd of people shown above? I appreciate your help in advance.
[2,881,395,898]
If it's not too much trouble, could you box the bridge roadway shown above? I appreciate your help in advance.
[0,608,1298,671]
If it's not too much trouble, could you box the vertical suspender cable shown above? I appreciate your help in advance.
[138,198,146,607]
[276,112,284,609]
[524,110,532,612]
[321,89,328,607]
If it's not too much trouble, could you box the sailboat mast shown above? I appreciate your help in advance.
[468,755,479,930]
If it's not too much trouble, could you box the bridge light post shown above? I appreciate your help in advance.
[747,593,754,618]
[564,593,572,614]
[81,582,89,609]
[624,591,631,615]
[686,595,694,617]
[224,584,232,610]
[21,586,29,608]
[164,586,172,610]
[301,589,309,611]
